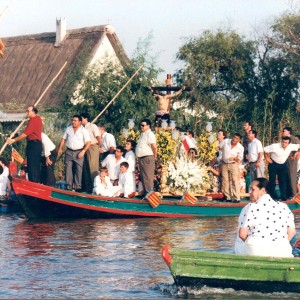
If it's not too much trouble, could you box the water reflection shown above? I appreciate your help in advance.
[0,214,299,299]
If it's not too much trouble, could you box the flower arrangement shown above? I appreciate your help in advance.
[117,128,140,146]
[167,156,210,195]
[155,129,178,165]
[196,132,218,165]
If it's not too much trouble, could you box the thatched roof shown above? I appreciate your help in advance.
[0,24,130,112]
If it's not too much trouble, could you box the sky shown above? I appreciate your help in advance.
[0,0,298,81]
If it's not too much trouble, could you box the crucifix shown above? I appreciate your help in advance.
[147,74,191,127]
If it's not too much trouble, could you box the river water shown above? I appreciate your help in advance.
[0,213,300,299]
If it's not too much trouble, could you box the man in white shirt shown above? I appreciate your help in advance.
[98,124,116,160]
[81,113,101,192]
[219,133,244,202]
[247,129,265,182]
[102,146,127,184]
[58,115,91,191]
[264,136,300,201]
[282,126,300,198]
[136,118,157,196]
[41,133,57,186]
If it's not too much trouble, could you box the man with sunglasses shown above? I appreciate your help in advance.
[136,118,157,196]
[7,105,43,183]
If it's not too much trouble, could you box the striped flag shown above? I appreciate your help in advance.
[145,191,161,208]
[11,147,24,164]
[294,194,300,205]
[182,136,196,153]
[182,191,197,204]
[0,39,5,58]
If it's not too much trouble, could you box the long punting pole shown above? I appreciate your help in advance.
[0,61,68,155]
[91,64,143,124]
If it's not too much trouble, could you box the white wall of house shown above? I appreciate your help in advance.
[89,34,122,69]
[72,34,123,104]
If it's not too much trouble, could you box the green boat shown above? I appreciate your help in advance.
[162,245,300,293]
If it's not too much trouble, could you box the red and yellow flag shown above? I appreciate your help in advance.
[182,191,197,204]
[0,39,5,58]
[11,147,24,165]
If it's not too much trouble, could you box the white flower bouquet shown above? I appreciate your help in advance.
[167,156,210,195]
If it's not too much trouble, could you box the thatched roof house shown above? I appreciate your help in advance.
[0,18,130,121]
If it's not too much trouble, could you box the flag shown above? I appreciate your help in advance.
[0,39,5,58]
[145,191,161,208]
[182,191,197,204]
[294,194,300,205]
[182,136,196,153]
[11,147,24,165]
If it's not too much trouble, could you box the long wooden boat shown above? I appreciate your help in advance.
[11,176,300,219]
[162,245,300,293]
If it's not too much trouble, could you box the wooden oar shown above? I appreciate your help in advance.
[0,61,68,155]
[91,64,143,124]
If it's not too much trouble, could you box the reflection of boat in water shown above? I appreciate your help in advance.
[12,176,300,220]
[0,193,23,214]
[162,245,300,293]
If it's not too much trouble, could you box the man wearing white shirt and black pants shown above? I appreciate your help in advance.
[219,133,244,203]
[58,115,91,191]
[41,133,57,186]
[247,129,265,183]
[264,136,300,201]
[136,118,157,196]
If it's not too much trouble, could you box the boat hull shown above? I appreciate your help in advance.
[162,245,300,293]
[11,176,300,219]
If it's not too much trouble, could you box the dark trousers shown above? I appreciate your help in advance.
[65,149,84,190]
[26,140,42,183]
[268,161,288,200]
[82,154,93,193]
[138,155,155,194]
[287,158,298,197]
[41,150,57,186]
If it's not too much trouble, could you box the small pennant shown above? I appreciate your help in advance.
[145,191,161,208]
[294,194,300,205]
[182,191,197,204]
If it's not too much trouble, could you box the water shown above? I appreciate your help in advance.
[0,214,300,299]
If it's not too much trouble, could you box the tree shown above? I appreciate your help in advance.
[59,33,163,136]
[174,30,257,134]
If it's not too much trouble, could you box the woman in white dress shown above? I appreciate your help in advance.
[236,178,295,257]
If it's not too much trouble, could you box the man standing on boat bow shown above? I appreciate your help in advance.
[7,105,43,183]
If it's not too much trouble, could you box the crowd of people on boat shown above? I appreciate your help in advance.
[3,105,300,258]
[4,106,300,203]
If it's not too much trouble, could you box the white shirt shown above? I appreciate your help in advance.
[41,133,56,157]
[63,125,91,150]
[101,132,116,153]
[85,122,100,145]
[136,129,156,158]
[125,150,136,173]
[118,171,136,197]
[101,154,127,181]
[248,138,264,162]
[264,142,299,164]
[0,173,8,195]
[219,139,244,163]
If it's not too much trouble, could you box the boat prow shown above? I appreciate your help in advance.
[162,245,300,293]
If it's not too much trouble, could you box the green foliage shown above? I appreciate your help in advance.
[174,14,300,142]
[59,33,162,136]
